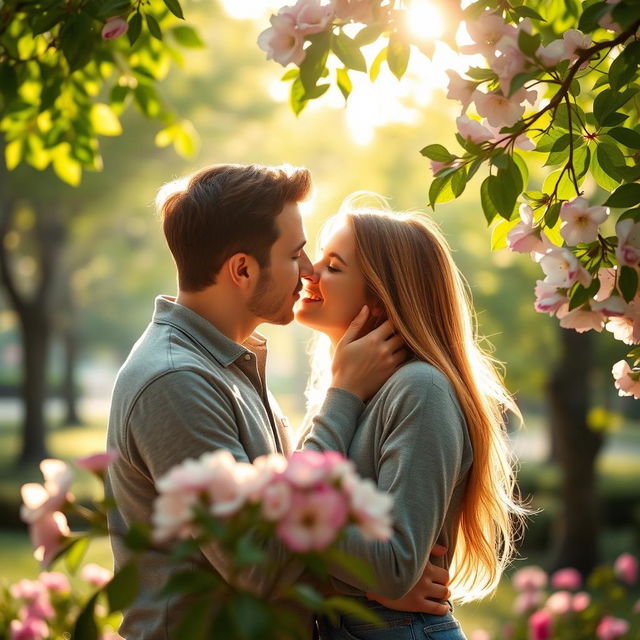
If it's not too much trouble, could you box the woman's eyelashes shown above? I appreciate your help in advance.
[326,264,340,273]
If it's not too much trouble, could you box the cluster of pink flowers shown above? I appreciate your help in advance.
[7,567,115,640]
[472,556,639,639]
[20,452,118,567]
[257,0,381,67]
[152,449,393,553]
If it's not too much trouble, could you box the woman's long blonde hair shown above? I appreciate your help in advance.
[305,197,527,602]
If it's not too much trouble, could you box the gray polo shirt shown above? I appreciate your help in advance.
[106,296,364,639]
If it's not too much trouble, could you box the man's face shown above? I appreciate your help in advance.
[248,202,312,325]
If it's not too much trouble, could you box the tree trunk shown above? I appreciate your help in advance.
[62,310,82,426]
[547,328,603,575]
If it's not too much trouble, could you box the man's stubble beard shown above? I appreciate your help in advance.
[248,267,296,326]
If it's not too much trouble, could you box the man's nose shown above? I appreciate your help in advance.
[298,251,316,280]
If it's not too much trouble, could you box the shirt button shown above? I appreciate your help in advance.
[244,354,251,361]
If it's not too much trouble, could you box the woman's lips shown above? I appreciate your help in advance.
[301,290,323,303]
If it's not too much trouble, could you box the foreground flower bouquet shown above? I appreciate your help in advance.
[2,449,393,640]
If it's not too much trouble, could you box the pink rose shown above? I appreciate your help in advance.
[20,459,73,525]
[550,567,582,590]
[75,450,118,474]
[29,511,71,566]
[473,90,525,128]
[512,565,548,591]
[528,609,552,640]
[81,563,113,588]
[612,360,640,398]
[572,591,591,612]
[277,484,348,552]
[513,589,544,614]
[38,572,70,594]
[257,13,305,67]
[101,16,128,41]
[614,553,638,585]
[596,616,630,640]
[545,590,572,615]
[9,617,49,640]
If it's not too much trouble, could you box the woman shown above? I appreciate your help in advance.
[296,198,526,639]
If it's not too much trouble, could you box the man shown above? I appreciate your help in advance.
[107,163,450,639]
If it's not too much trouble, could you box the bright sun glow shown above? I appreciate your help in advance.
[405,1,445,41]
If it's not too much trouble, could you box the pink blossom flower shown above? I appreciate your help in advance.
[540,247,591,289]
[512,565,548,591]
[430,160,454,175]
[493,37,526,95]
[322,450,356,483]
[20,459,73,525]
[257,13,305,67]
[81,563,113,588]
[9,618,49,640]
[560,197,609,246]
[284,450,330,488]
[152,491,199,542]
[572,592,591,612]
[529,609,553,640]
[462,12,516,58]
[534,281,567,316]
[101,17,128,41]
[285,0,334,36]
[276,484,348,552]
[537,39,567,67]
[75,450,118,474]
[633,598,640,614]
[473,90,525,128]
[513,589,544,614]
[591,296,626,318]
[486,123,534,151]
[445,70,476,112]
[612,360,640,398]
[594,267,616,302]
[507,204,544,254]
[30,511,70,566]
[10,580,45,602]
[551,567,582,590]
[38,572,70,594]
[563,29,592,60]
[456,115,493,143]
[616,219,640,267]
[333,0,375,23]
[614,553,638,585]
[470,631,492,640]
[545,590,573,615]
[10,579,54,620]
[346,476,393,540]
[596,616,630,640]
[599,5,622,35]
[261,479,293,521]
[557,304,605,333]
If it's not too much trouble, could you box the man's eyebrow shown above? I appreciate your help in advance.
[328,251,347,266]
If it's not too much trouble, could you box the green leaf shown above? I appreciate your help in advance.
[106,562,139,612]
[281,68,299,81]
[32,10,64,35]
[578,1,609,31]
[607,127,640,150]
[301,84,330,100]
[299,31,330,93]
[513,152,529,189]
[98,0,131,18]
[73,593,100,640]
[592,147,622,191]
[601,112,629,127]
[172,25,204,48]
[324,596,383,626]
[60,13,95,71]
[230,593,274,639]
[429,174,452,208]
[387,32,410,80]
[513,6,545,21]
[90,103,122,136]
[555,103,586,131]
[290,77,307,116]
[370,47,387,82]
[604,183,640,208]
[574,145,591,183]
[128,12,143,45]
[609,53,636,90]
[65,536,90,574]
[172,596,213,640]
[466,66,497,82]
[542,169,576,200]
[163,0,184,19]
[354,24,385,46]
[611,2,640,29]
[491,155,522,219]
[420,144,455,163]
[596,143,626,183]
[593,88,637,127]
[517,29,540,57]
[332,32,367,72]
[545,201,562,228]
[508,72,535,97]
[491,218,519,251]
[145,13,163,40]
[5,139,24,171]
[336,68,352,101]
[324,547,376,588]
[619,265,638,303]
[481,176,500,224]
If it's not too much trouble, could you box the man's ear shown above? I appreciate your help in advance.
[225,253,260,292]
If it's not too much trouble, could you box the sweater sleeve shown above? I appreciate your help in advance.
[328,369,468,599]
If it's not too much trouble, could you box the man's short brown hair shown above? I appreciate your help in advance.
[159,163,311,292]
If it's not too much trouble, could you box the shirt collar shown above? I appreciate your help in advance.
[152,295,262,367]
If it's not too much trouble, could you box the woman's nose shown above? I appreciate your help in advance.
[301,260,321,283]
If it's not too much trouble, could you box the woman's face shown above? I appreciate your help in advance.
[295,222,370,343]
